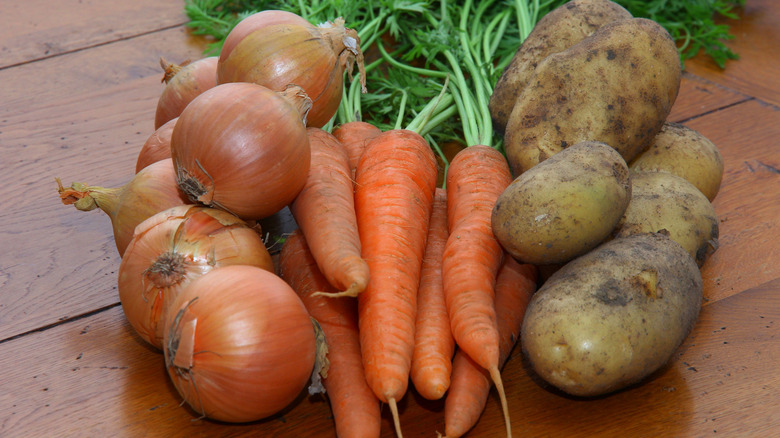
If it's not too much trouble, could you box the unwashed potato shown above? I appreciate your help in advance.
[489,0,632,134]
[491,141,631,265]
[504,17,681,176]
[630,122,724,201]
[613,170,719,266]
[522,232,703,397]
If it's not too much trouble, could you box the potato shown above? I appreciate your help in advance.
[489,0,632,134]
[504,18,681,176]
[613,170,719,266]
[630,122,724,201]
[521,232,703,397]
[491,141,631,265]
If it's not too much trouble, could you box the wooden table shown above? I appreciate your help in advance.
[1,1,778,437]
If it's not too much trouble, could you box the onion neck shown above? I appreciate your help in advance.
[56,178,121,215]
[318,18,367,93]
[159,57,186,84]
[145,251,187,287]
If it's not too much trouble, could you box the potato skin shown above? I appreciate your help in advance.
[490,0,632,135]
[504,18,681,176]
[630,122,724,201]
[491,141,631,265]
[614,170,719,266]
[521,232,703,397]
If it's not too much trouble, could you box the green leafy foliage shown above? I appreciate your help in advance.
[182,0,745,160]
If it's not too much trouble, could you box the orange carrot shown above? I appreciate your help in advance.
[443,256,538,438]
[410,187,454,400]
[355,129,438,437]
[441,145,514,437]
[332,121,382,180]
[289,127,369,297]
[279,229,381,438]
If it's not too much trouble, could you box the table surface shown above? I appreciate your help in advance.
[1,1,779,437]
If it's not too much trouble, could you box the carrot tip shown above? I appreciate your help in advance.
[310,281,364,298]
[490,367,512,438]
[310,289,358,298]
[388,397,403,438]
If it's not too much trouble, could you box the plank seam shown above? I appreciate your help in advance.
[0,302,122,346]
[681,70,780,112]
[0,22,189,71]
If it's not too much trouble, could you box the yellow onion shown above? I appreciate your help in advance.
[163,265,316,423]
[56,158,188,256]
[219,10,313,64]
[118,205,274,349]
[154,56,218,130]
[217,17,366,128]
[171,82,312,220]
[136,117,176,172]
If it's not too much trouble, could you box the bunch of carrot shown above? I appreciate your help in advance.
[275,103,538,437]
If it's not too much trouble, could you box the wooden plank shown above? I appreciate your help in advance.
[0,27,207,341]
[668,72,748,123]
[0,0,190,69]
[684,1,780,108]
[682,99,780,305]
[1,277,777,437]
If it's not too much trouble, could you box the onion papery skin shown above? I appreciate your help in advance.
[217,20,362,128]
[154,56,218,130]
[171,82,311,220]
[118,205,274,349]
[57,158,188,256]
[136,117,176,172]
[163,265,316,423]
[219,10,313,65]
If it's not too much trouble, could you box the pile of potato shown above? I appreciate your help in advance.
[488,0,723,397]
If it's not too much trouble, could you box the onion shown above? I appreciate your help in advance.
[118,205,274,349]
[171,82,312,220]
[219,10,313,64]
[154,57,218,130]
[136,117,176,172]
[163,265,317,423]
[217,17,366,128]
[56,158,188,256]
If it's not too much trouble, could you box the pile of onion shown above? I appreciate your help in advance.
[118,204,273,349]
[57,8,369,426]
[162,265,317,423]
[171,82,312,220]
[57,158,188,256]
[217,16,366,128]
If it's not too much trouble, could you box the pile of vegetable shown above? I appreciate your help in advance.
[56,0,732,436]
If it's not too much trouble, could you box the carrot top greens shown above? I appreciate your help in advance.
[184,0,744,160]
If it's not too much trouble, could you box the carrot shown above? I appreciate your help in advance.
[279,229,382,438]
[410,187,454,400]
[332,121,382,180]
[355,129,438,438]
[441,145,514,437]
[289,127,369,297]
[443,256,538,438]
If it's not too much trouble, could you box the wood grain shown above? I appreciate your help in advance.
[0,0,189,69]
[0,28,207,340]
[684,99,780,305]
[667,72,748,123]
